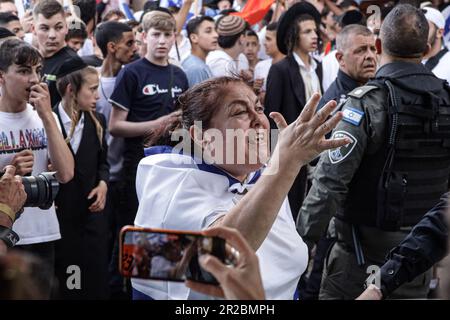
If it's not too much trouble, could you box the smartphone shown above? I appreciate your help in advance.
[119,226,232,285]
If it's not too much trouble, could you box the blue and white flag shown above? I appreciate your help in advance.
[161,0,202,16]
[443,5,450,47]
[159,0,202,28]
[119,0,136,20]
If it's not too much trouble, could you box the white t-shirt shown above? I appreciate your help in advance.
[254,58,272,92]
[0,105,61,245]
[132,148,308,300]
[206,50,249,78]
[321,49,339,92]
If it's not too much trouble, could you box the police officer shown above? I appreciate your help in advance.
[318,24,377,110]
[299,23,378,300]
[297,3,450,299]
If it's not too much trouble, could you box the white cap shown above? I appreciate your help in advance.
[423,6,445,30]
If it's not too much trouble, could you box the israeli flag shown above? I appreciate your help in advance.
[119,0,136,20]
[443,5,450,47]
[15,0,26,17]
[160,0,202,28]
[160,0,202,16]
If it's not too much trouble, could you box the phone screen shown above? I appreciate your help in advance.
[119,227,228,285]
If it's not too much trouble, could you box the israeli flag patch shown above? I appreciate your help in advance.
[342,107,364,126]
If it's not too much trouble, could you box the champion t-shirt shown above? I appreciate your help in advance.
[109,58,188,177]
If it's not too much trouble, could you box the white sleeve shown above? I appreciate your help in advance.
[135,158,232,232]
[207,57,233,78]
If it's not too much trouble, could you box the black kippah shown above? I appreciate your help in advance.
[0,27,15,39]
[55,55,88,78]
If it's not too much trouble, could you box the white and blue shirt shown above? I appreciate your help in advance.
[132,146,308,300]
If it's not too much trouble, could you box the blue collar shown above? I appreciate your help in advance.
[144,145,262,193]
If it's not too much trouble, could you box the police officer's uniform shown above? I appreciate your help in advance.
[299,69,362,300]
[297,61,450,299]
[379,192,449,297]
[317,69,361,111]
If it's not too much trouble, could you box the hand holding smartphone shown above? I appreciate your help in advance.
[119,226,236,285]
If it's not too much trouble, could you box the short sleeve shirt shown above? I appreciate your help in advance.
[109,58,188,122]
[108,58,188,175]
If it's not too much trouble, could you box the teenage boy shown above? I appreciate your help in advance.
[109,9,188,263]
[95,20,137,298]
[0,39,74,282]
[264,2,323,218]
[65,17,88,53]
[0,12,24,40]
[254,22,285,96]
[33,0,77,107]
[244,29,260,73]
[182,15,218,87]
[206,14,249,78]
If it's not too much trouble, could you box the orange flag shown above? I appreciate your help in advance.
[232,0,275,26]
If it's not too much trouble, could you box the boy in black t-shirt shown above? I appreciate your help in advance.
[33,0,77,107]
[108,9,188,260]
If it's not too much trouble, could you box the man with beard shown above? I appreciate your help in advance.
[422,6,450,84]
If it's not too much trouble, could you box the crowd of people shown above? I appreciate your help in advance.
[1,0,450,301]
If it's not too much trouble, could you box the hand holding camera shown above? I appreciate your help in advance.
[0,166,27,223]
[10,150,34,176]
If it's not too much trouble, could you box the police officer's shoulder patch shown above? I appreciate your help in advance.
[347,85,378,99]
[328,131,357,164]
[342,107,364,126]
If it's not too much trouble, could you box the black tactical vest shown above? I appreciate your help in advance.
[341,64,450,231]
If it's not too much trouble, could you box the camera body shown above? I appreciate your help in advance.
[0,171,59,210]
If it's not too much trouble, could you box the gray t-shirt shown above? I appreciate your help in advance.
[97,75,124,182]
[181,55,213,87]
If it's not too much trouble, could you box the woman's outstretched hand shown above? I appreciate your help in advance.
[269,93,351,167]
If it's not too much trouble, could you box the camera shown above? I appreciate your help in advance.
[0,171,59,210]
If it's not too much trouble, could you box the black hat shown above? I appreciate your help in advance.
[337,10,364,28]
[55,55,88,79]
[276,2,321,55]
[0,27,15,39]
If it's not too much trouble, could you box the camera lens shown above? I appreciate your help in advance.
[22,172,59,209]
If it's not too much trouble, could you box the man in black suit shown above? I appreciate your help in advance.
[264,2,323,218]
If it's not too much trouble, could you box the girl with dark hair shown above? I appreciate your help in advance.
[53,56,109,299]
[132,76,349,300]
